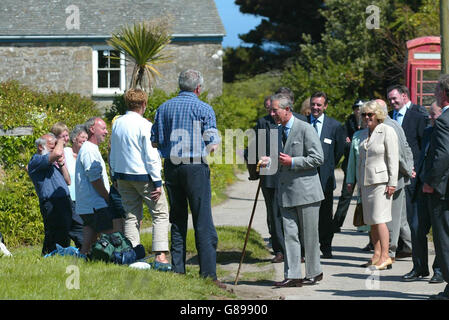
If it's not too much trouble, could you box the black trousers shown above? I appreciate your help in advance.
[39,196,72,255]
[69,201,84,249]
[333,178,355,230]
[261,186,284,255]
[429,193,449,294]
[413,190,441,274]
[319,190,334,254]
[164,160,218,279]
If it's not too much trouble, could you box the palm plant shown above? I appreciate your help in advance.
[107,19,172,91]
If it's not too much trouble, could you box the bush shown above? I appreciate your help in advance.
[0,167,43,247]
[0,81,101,168]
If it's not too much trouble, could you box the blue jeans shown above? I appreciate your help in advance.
[164,160,218,279]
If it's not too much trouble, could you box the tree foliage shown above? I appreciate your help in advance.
[280,0,440,122]
[235,0,325,48]
[223,0,326,82]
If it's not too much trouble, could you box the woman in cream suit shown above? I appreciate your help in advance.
[358,100,399,270]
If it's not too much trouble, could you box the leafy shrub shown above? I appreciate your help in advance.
[282,57,364,123]
[0,167,43,247]
[0,81,101,168]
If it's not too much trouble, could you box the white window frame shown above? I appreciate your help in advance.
[92,45,126,95]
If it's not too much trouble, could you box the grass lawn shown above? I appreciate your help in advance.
[0,226,270,300]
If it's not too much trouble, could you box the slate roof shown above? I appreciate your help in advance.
[0,0,225,38]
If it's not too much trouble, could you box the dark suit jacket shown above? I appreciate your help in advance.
[245,112,306,188]
[410,103,430,127]
[389,108,426,168]
[423,109,449,197]
[413,126,433,200]
[307,114,345,193]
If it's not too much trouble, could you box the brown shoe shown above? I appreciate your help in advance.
[271,253,284,263]
[274,278,303,288]
[213,280,227,289]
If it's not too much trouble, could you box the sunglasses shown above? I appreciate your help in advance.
[361,112,375,118]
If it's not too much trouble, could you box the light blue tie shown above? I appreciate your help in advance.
[396,113,403,126]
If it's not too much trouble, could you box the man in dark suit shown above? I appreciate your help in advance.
[387,85,426,259]
[422,74,449,300]
[307,91,345,258]
[405,101,443,283]
[245,92,306,264]
[387,84,429,125]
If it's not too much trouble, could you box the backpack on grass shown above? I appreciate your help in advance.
[90,232,136,264]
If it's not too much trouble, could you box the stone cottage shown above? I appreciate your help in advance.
[0,0,225,109]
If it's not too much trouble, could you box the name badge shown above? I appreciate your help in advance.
[324,138,332,144]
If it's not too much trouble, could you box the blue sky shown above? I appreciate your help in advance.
[214,0,262,48]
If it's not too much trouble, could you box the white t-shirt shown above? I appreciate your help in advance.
[75,141,110,215]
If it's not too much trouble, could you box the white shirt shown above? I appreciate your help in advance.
[64,147,76,201]
[110,111,162,187]
[393,102,410,126]
[310,113,325,138]
[75,141,109,214]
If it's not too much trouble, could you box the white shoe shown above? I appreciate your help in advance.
[0,242,12,257]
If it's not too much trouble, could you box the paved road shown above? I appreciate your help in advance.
[211,169,446,300]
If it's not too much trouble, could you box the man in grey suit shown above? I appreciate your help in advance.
[261,94,324,287]
[376,99,414,264]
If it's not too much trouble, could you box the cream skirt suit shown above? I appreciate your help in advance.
[357,123,399,225]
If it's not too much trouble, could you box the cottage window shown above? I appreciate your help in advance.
[92,47,126,95]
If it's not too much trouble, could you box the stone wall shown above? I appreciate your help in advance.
[0,41,223,112]
[0,43,92,96]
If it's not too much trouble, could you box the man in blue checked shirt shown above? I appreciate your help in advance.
[151,69,225,289]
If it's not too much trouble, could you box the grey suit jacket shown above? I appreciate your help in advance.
[384,117,414,190]
[277,117,325,208]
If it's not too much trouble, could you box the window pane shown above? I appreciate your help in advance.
[422,95,435,106]
[423,69,441,81]
[423,82,437,94]
[110,51,121,69]
[98,51,108,69]
[110,71,120,88]
[98,71,108,88]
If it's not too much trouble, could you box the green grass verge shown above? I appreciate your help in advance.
[0,226,269,300]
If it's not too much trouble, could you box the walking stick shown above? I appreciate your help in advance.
[234,160,262,285]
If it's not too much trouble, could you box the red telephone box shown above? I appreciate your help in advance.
[406,36,441,106]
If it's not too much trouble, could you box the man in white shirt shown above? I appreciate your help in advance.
[110,88,170,266]
[75,117,113,255]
